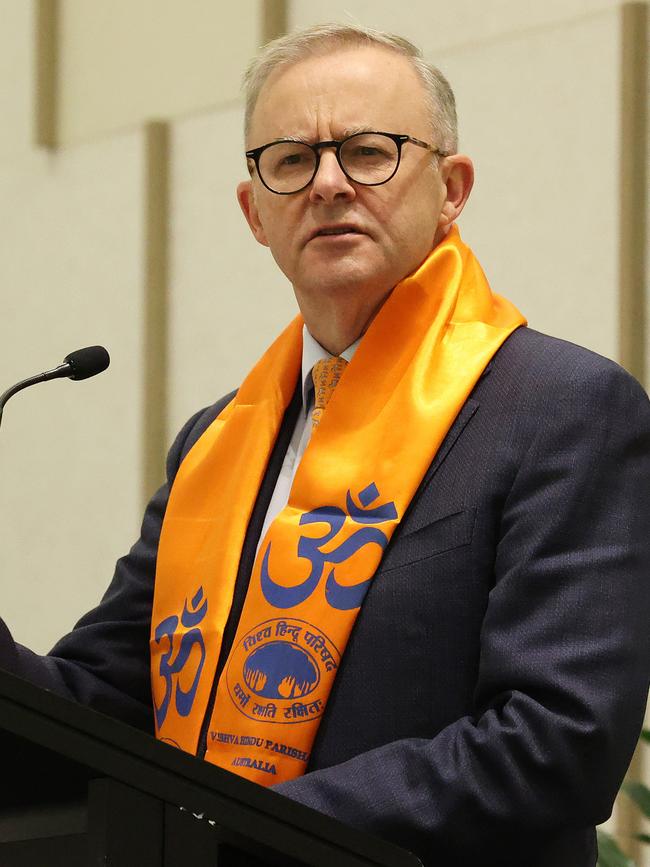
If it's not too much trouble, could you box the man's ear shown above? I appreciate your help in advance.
[237,180,269,247]
[438,155,474,230]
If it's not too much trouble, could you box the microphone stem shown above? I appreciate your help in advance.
[0,364,70,430]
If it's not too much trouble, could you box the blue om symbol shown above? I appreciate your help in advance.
[154,586,208,728]
[261,482,398,611]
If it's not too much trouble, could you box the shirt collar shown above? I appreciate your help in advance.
[301,325,360,413]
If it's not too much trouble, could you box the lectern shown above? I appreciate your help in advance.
[0,668,423,866]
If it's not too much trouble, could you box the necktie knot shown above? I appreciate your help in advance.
[311,356,348,430]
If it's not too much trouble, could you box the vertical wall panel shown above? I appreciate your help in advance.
[441,9,621,361]
[0,132,147,653]
[142,121,170,499]
[619,2,648,383]
[0,0,36,160]
[168,103,298,435]
[262,0,288,44]
[34,0,58,148]
[57,0,259,145]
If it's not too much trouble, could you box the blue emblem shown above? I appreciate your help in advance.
[226,618,340,724]
[154,586,208,728]
[261,482,398,610]
[244,641,319,699]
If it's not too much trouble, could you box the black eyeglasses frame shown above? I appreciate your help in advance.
[245,131,448,195]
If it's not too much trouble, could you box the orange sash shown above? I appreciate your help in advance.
[150,227,526,784]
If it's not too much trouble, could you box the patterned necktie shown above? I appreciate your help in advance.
[311,356,348,431]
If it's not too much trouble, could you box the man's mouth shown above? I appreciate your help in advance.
[308,225,365,241]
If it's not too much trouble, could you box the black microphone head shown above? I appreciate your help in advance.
[63,346,110,381]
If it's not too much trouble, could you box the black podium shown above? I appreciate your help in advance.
[0,669,423,866]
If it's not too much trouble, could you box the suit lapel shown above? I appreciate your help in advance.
[420,397,479,489]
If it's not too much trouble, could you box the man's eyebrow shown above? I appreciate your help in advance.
[269,135,311,144]
[341,124,375,137]
[267,126,377,145]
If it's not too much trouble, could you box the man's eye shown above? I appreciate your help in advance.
[280,153,305,166]
[272,151,311,174]
[348,145,390,160]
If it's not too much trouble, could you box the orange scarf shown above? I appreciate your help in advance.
[150,227,526,784]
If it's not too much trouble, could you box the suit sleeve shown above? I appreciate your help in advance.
[274,362,650,865]
[0,404,219,731]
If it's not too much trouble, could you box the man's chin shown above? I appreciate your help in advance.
[296,251,386,293]
[298,268,379,299]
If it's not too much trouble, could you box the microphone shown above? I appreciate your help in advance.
[0,346,110,429]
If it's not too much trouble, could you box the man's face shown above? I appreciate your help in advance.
[238,46,457,315]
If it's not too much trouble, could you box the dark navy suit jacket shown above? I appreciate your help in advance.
[2,327,649,867]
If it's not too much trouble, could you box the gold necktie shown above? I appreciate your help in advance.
[311,356,348,431]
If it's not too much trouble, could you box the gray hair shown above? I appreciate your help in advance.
[242,23,458,154]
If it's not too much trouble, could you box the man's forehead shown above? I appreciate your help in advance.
[248,46,428,144]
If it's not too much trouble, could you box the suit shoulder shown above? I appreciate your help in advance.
[494,326,648,399]
[476,327,650,447]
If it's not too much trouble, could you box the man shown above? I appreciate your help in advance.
[1,24,649,867]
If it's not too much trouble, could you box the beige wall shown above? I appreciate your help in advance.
[0,131,147,649]
[168,104,297,432]
[290,0,627,49]
[57,0,260,145]
[442,8,621,359]
[0,0,647,859]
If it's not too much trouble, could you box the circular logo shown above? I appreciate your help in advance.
[226,618,340,724]
[244,641,319,699]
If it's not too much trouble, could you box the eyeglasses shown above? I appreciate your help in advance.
[245,131,447,195]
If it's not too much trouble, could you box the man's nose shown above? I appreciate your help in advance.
[309,149,356,203]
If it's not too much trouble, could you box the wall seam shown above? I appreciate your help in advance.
[34,0,58,148]
[618,1,648,383]
[143,121,170,506]
[616,7,649,864]
[261,0,288,46]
